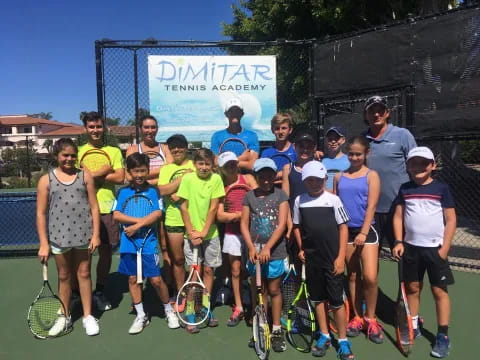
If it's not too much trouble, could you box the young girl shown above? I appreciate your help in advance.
[241,158,289,353]
[216,151,257,326]
[37,138,101,336]
[333,136,383,344]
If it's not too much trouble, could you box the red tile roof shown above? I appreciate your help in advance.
[41,126,84,136]
[109,126,136,137]
[0,115,76,127]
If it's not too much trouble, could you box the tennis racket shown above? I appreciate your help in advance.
[176,247,210,326]
[270,153,294,172]
[286,263,316,353]
[121,194,155,284]
[27,263,68,339]
[395,257,414,355]
[281,245,299,328]
[326,291,350,334]
[143,150,165,172]
[224,182,250,234]
[168,168,189,205]
[219,137,248,156]
[80,148,111,172]
[252,244,270,360]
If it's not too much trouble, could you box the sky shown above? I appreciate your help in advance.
[0,0,235,124]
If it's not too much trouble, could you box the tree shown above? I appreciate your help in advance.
[42,139,53,153]
[126,108,151,126]
[28,112,53,120]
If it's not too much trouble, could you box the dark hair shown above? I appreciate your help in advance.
[52,138,78,157]
[126,152,150,170]
[193,148,214,163]
[81,111,104,126]
[346,136,370,165]
[139,115,157,127]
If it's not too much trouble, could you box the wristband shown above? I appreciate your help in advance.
[393,240,403,246]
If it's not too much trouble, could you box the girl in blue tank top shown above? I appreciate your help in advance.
[333,136,384,344]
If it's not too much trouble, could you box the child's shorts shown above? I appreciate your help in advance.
[347,224,379,245]
[222,233,244,257]
[118,253,161,278]
[403,243,454,287]
[184,237,222,268]
[246,258,286,279]
[306,260,345,308]
[51,243,90,255]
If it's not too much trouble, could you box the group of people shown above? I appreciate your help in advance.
[36,96,456,359]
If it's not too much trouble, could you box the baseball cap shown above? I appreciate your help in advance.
[166,134,188,147]
[224,98,243,112]
[294,131,317,144]
[218,151,238,167]
[364,95,388,111]
[325,126,346,137]
[301,160,327,181]
[253,158,277,173]
[407,146,435,162]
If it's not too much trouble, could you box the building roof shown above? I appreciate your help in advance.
[109,126,136,137]
[0,115,76,127]
[40,126,84,136]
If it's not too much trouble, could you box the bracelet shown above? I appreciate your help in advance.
[393,240,403,246]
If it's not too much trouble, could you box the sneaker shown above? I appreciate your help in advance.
[165,309,180,329]
[311,334,331,357]
[366,318,384,344]
[227,306,244,327]
[271,329,287,352]
[48,315,72,337]
[413,327,422,339]
[128,314,149,335]
[337,340,355,360]
[93,291,112,311]
[431,333,450,358]
[82,315,100,336]
[346,316,365,337]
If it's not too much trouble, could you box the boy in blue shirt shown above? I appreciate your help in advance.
[113,153,179,334]
[322,126,350,192]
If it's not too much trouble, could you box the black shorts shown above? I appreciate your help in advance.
[100,213,119,246]
[305,259,345,307]
[403,243,454,287]
[375,212,394,249]
[165,225,185,233]
[348,225,379,245]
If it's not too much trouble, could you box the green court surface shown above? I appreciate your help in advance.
[1,256,477,360]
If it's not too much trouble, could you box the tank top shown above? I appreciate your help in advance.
[48,170,93,249]
[337,171,374,228]
[138,142,166,170]
[288,165,307,210]
[225,174,248,235]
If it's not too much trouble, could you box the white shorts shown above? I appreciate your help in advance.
[222,233,244,257]
[51,243,89,255]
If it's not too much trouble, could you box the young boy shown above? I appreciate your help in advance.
[113,153,179,334]
[392,146,456,359]
[292,161,354,360]
[177,148,225,333]
[241,158,289,352]
[78,111,125,311]
[322,126,350,192]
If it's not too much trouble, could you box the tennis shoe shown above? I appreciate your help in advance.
[271,329,287,352]
[82,315,100,336]
[366,318,384,344]
[128,315,149,335]
[48,315,72,337]
[93,291,112,311]
[337,339,355,360]
[431,333,450,358]
[227,306,244,327]
[311,334,331,357]
[346,316,365,337]
[413,327,422,339]
[165,308,180,329]
[207,311,219,327]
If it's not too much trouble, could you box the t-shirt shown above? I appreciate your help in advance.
[364,124,416,213]
[396,180,455,247]
[322,154,350,191]
[288,165,307,210]
[242,187,289,260]
[210,128,260,156]
[158,160,196,227]
[112,185,163,254]
[261,143,297,170]
[77,144,124,214]
[177,172,225,240]
[292,191,349,268]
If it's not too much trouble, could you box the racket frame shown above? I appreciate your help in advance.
[79,148,111,172]
[270,153,294,172]
[218,137,248,154]
[395,257,414,355]
[224,183,251,213]
[142,150,165,171]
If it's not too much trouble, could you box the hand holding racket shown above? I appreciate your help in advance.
[395,257,414,355]
[168,168,192,204]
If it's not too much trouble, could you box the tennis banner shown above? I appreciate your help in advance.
[148,55,277,142]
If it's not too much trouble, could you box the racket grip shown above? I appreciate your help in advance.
[42,263,48,282]
[192,247,199,265]
[136,252,143,284]
[301,263,306,281]
[255,259,261,287]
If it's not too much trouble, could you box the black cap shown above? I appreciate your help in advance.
[166,134,188,147]
[325,126,346,137]
[294,131,317,144]
[364,95,388,111]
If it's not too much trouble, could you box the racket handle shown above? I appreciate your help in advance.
[301,263,306,281]
[193,246,199,265]
[42,263,48,282]
[255,259,261,288]
[136,252,143,284]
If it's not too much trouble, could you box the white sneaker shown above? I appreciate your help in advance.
[93,291,112,311]
[48,315,72,337]
[165,309,180,329]
[129,315,150,335]
[82,315,100,336]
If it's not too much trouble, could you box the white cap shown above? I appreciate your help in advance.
[407,146,435,162]
[218,151,238,167]
[224,98,243,112]
[301,160,327,181]
[253,158,277,173]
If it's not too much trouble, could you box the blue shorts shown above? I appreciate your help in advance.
[118,253,161,278]
[246,258,286,279]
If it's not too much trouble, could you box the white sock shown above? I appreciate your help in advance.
[322,332,331,339]
[272,324,281,332]
[164,302,173,312]
[338,338,348,343]
[412,315,419,329]
[134,302,145,318]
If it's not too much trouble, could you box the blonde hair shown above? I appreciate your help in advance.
[271,113,293,129]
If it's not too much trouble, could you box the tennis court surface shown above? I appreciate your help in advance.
[1,255,477,360]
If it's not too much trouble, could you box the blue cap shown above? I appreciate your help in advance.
[253,158,277,173]
[325,126,346,137]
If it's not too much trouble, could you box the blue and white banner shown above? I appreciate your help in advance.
[148,55,277,142]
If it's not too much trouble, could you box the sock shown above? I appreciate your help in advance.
[95,283,104,293]
[134,302,145,318]
[438,325,449,336]
[338,338,348,343]
[322,332,331,339]
[272,324,281,332]
[164,302,173,312]
[412,315,419,329]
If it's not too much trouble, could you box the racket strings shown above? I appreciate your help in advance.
[123,196,154,238]
[81,151,110,172]
[225,187,248,212]
[28,296,64,336]
[178,283,210,325]
[281,277,300,316]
